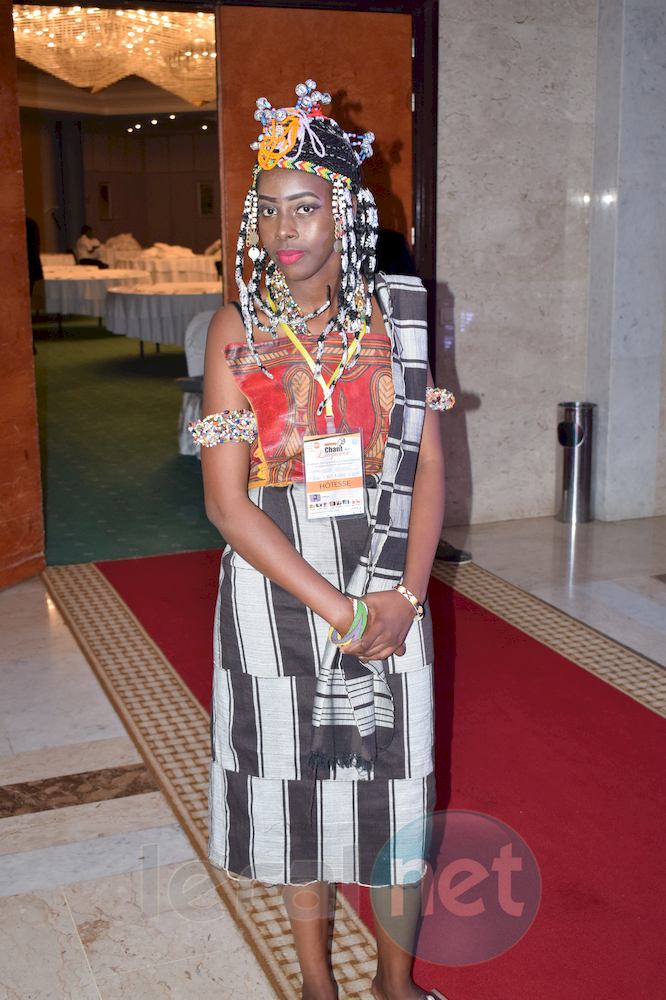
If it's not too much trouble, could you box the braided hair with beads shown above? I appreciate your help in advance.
[235,80,379,416]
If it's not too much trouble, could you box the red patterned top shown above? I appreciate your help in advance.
[225,329,394,489]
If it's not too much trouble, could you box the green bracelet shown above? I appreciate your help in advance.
[328,598,368,647]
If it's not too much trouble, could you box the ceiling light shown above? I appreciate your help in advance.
[12,5,216,106]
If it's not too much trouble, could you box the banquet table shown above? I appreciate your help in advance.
[111,254,218,284]
[104,248,144,269]
[104,282,223,346]
[42,267,150,318]
[40,253,75,268]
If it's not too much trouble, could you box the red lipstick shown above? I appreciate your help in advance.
[276,249,305,265]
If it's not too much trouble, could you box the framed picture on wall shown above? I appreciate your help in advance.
[197,182,215,217]
[98,183,112,221]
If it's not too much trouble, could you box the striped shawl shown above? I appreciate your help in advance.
[309,273,429,773]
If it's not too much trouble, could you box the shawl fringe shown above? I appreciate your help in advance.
[307,751,372,775]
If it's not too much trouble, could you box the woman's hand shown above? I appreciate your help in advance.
[343,590,417,662]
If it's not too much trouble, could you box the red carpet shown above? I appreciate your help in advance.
[98,550,666,999]
[99,549,221,707]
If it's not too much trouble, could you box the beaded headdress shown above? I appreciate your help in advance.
[236,80,379,414]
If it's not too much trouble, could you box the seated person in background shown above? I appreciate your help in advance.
[75,225,108,268]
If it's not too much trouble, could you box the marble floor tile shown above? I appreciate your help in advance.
[65,862,248,979]
[442,515,666,664]
[93,946,274,999]
[0,889,100,1000]
[577,580,666,632]
[0,577,53,634]
[65,859,221,927]
[0,736,141,787]
[443,516,666,589]
[0,649,127,754]
[0,578,126,753]
[0,823,195,898]
[615,574,666,605]
[0,792,176,856]
[0,579,88,661]
[0,696,126,752]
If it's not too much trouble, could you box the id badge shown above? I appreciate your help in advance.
[302,430,366,520]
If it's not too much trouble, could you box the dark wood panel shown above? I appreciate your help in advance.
[0,3,45,589]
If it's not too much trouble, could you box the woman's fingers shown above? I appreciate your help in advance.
[344,619,383,657]
[341,599,410,661]
[355,635,390,660]
[356,638,406,662]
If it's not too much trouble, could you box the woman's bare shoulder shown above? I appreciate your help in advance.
[207,303,246,349]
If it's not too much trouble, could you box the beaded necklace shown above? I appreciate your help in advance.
[264,265,329,339]
[263,277,369,421]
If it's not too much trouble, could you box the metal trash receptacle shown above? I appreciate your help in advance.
[556,401,595,523]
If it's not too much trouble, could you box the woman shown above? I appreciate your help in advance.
[191,81,453,1000]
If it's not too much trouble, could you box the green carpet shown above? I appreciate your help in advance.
[34,319,221,564]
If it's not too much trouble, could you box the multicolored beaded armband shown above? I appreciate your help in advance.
[426,386,456,411]
[188,409,258,447]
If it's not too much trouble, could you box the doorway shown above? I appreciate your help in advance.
[1,0,437,581]
[16,5,224,563]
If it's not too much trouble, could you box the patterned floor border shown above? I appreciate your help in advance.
[42,559,666,999]
[430,562,666,718]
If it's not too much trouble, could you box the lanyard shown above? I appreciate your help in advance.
[269,300,366,427]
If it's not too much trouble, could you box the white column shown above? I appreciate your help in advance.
[585,0,666,519]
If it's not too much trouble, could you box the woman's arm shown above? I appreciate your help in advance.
[344,364,445,661]
[401,367,446,601]
[201,305,354,635]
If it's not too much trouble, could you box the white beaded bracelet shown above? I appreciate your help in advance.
[393,584,425,620]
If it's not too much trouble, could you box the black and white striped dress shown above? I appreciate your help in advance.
[208,275,435,885]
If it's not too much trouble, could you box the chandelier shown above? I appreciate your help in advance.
[12,6,217,107]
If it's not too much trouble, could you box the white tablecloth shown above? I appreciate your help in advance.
[104,248,144,269]
[111,254,219,284]
[42,268,150,318]
[41,253,75,268]
[104,282,223,345]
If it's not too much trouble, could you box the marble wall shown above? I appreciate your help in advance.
[585,0,666,520]
[655,325,666,514]
[436,0,598,524]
